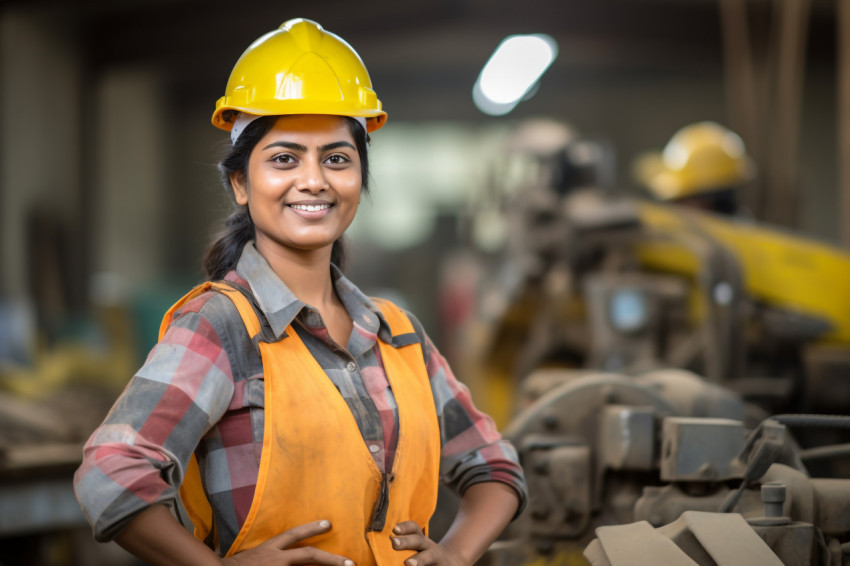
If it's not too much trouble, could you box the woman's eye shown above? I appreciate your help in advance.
[271,154,296,164]
[325,154,350,165]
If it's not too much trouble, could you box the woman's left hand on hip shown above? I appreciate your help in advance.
[391,521,468,566]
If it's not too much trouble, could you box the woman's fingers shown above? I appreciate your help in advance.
[404,553,434,566]
[392,522,441,566]
[284,546,355,566]
[391,522,429,552]
[391,535,427,551]
[226,521,355,565]
[268,519,333,549]
[393,521,422,536]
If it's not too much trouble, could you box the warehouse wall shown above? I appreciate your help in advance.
[1,10,82,303]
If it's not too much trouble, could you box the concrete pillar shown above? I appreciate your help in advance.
[0,10,82,302]
[92,68,166,298]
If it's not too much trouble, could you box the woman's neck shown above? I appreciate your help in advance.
[254,238,337,309]
[254,238,353,347]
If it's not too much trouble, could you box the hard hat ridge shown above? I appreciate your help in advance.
[280,18,331,52]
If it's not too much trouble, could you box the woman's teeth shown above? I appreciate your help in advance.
[290,204,330,212]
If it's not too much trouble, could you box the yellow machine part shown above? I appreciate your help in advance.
[635,202,850,343]
[524,550,590,566]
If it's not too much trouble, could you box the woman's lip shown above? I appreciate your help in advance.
[287,202,333,219]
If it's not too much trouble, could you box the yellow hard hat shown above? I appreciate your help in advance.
[212,18,387,133]
[633,121,754,201]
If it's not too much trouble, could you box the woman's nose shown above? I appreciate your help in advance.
[297,160,329,193]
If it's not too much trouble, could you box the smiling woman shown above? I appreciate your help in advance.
[73,17,527,566]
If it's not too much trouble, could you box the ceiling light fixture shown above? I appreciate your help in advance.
[473,33,558,116]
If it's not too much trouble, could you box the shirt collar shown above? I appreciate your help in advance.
[234,242,392,344]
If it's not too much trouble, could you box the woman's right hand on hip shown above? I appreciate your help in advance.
[223,520,355,566]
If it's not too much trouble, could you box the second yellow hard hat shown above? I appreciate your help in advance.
[634,121,754,201]
[212,18,387,133]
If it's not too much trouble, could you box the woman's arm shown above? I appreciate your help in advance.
[391,481,520,566]
[75,293,245,545]
[74,302,236,542]
[115,504,222,566]
[437,482,519,563]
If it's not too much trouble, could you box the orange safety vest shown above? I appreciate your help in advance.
[159,282,440,564]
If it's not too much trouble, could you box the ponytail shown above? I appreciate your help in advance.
[203,116,276,280]
[331,238,346,271]
[203,115,370,279]
[204,210,255,280]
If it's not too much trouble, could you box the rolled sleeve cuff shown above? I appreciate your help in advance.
[441,440,528,521]
[74,455,180,542]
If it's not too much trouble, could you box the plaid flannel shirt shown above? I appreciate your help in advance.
[74,242,527,554]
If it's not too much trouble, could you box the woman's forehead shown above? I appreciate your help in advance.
[267,114,353,138]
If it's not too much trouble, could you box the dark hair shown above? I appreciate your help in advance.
[204,116,371,280]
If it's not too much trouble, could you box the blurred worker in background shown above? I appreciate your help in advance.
[632,121,755,215]
[73,18,525,566]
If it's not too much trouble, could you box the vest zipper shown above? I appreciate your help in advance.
[368,472,395,532]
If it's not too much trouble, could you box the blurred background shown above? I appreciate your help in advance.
[1,0,849,564]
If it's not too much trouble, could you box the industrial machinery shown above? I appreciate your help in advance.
[465,186,850,425]
[456,122,850,565]
[482,368,850,565]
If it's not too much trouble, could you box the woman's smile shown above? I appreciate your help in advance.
[288,201,332,213]
[286,199,335,221]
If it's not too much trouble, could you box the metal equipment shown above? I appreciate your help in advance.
[480,369,850,565]
[465,185,850,424]
[457,120,850,565]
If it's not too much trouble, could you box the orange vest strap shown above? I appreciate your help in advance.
[371,297,416,337]
[158,281,263,341]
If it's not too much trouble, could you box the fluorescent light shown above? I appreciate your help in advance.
[473,34,558,116]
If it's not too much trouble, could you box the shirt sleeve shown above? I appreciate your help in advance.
[73,291,238,541]
[407,312,528,517]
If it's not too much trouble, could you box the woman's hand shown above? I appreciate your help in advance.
[391,482,520,566]
[390,522,467,566]
[224,520,355,566]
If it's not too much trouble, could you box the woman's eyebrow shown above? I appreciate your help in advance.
[319,141,356,152]
[260,140,356,152]
[262,141,307,152]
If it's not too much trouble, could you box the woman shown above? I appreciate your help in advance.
[74,18,526,566]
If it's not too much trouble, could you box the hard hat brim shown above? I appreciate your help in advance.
[212,100,387,134]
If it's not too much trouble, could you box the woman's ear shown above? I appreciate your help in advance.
[230,171,249,206]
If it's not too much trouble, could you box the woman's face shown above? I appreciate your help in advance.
[231,114,362,260]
